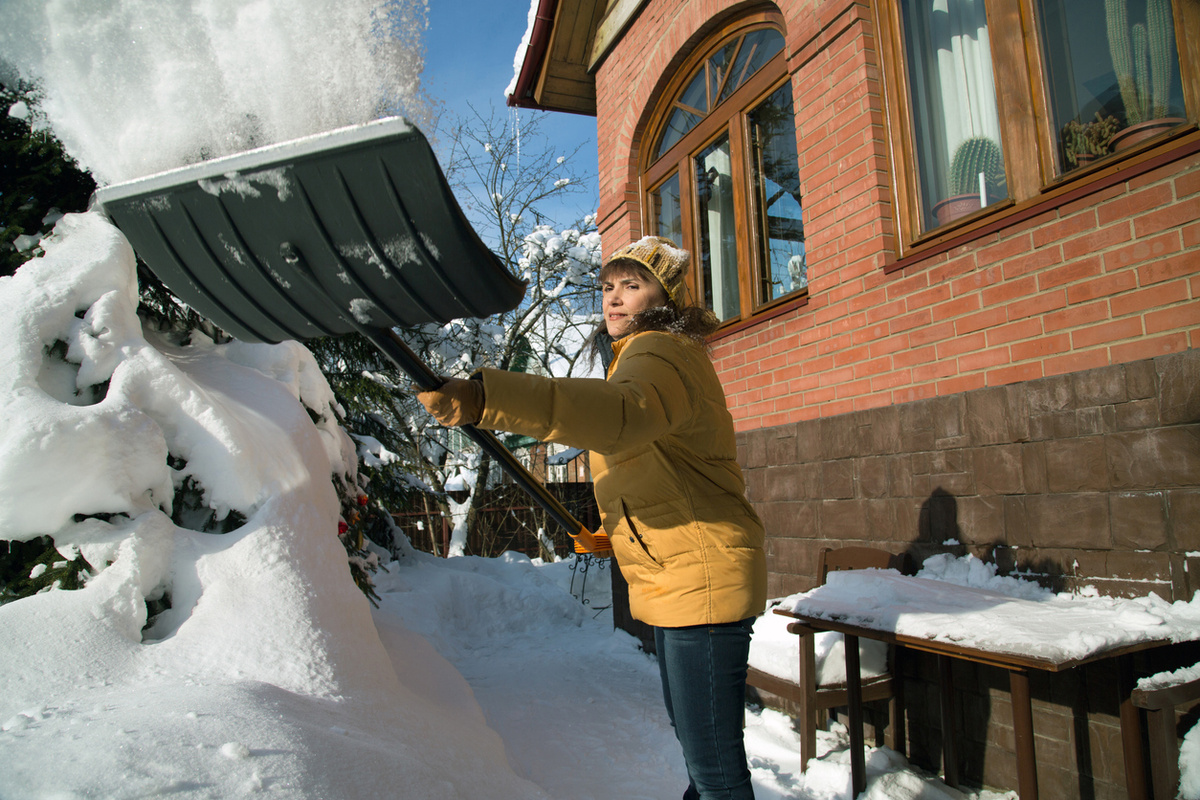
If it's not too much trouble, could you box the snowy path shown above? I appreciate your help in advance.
[373,553,691,799]
[370,551,992,800]
[443,616,686,799]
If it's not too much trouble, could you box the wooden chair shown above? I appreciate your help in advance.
[1131,668,1200,800]
[747,546,910,769]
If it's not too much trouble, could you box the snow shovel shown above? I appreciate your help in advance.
[94,116,608,555]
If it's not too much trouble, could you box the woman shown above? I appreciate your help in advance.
[419,236,766,800]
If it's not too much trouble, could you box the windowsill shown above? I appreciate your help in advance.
[708,291,810,342]
[884,125,1200,275]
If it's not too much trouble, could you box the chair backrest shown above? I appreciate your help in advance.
[818,546,910,585]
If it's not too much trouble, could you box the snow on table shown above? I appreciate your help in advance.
[778,566,1200,666]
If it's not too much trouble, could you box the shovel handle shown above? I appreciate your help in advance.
[260,243,591,548]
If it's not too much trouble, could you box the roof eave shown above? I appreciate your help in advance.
[506,0,559,110]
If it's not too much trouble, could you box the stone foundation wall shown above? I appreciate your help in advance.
[741,349,1200,602]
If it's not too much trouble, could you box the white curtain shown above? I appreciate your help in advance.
[905,0,1005,215]
[702,144,739,321]
[929,0,1002,158]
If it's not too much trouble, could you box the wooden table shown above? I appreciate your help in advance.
[774,572,1173,799]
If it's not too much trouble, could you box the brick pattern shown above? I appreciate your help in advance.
[592,0,1200,423]
[706,5,1200,427]
[713,143,1200,427]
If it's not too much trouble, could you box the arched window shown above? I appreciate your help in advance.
[643,18,804,325]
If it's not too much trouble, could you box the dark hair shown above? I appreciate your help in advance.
[584,262,719,371]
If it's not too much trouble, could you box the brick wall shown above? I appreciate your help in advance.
[712,145,1200,426]
[596,0,1199,418]
[593,0,1200,794]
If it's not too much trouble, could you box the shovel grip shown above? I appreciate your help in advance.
[572,527,613,557]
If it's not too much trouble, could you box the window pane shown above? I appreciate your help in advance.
[901,0,1009,229]
[1038,0,1186,173]
[656,71,708,160]
[657,107,702,160]
[707,40,740,108]
[650,173,683,247]
[695,136,740,321]
[679,68,708,113]
[749,83,806,302]
[720,29,786,102]
[653,26,786,163]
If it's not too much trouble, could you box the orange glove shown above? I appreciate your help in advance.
[572,527,613,558]
[417,378,484,427]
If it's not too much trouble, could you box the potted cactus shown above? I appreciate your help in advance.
[933,136,1007,226]
[1105,0,1184,150]
[1061,113,1121,168]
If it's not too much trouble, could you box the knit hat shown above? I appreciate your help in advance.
[605,236,690,304]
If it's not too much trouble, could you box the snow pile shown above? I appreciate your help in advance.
[1139,660,1200,693]
[504,0,539,100]
[0,211,544,799]
[748,553,1062,685]
[0,0,429,184]
[750,607,889,686]
[1186,724,1200,800]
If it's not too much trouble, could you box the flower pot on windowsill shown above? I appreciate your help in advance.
[932,194,982,226]
[1111,117,1186,152]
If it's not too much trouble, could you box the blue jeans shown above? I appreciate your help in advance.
[655,619,755,800]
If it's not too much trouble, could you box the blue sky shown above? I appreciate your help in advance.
[420,0,600,226]
[422,0,528,116]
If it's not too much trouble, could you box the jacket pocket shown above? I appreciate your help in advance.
[611,500,663,571]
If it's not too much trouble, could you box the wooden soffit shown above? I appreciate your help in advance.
[507,0,649,116]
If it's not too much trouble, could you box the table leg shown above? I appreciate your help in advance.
[938,655,959,787]
[1009,669,1038,800]
[845,633,866,796]
[1117,655,1150,800]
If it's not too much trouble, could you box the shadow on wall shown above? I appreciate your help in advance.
[918,487,960,545]
[916,486,1074,593]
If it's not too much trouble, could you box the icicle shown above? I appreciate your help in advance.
[510,107,522,172]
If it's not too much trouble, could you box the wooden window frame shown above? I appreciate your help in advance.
[641,11,804,328]
[873,0,1200,260]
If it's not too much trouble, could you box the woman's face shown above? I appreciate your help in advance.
[602,266,668,339]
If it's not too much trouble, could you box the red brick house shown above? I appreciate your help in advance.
[508,0,1199,795]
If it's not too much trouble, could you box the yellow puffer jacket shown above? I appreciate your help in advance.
[478,331,767,627]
